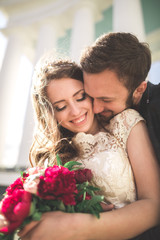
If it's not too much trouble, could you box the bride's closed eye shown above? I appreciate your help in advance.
[53,91,87,112]
[54,105,66,112]
[76,92,87,102]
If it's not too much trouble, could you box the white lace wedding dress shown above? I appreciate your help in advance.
[73,109,144,209]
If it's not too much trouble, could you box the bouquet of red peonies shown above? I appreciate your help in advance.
[0,156,104,240]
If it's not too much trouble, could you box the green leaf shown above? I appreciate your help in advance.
[29,197,37,216]
[63,161,82,170]
[90,208,100,219]
[66,205,75,213]
[92,195,104,202]
[58,201,66,211]
[32,211,42,221]
[0,232,14,240]
[70,167,84,171]
[75,194,104,218]
[86,185,101,191]
[56,154,62,166]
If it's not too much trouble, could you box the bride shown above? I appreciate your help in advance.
[1,58,160,240]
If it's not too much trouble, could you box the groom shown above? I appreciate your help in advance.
[17,32,160,240]
[80,32,160,167]
[80,32,160,240]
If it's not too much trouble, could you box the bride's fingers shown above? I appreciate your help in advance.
[18,221,39,237]
[100,202,114,211]
[0,214,9,229]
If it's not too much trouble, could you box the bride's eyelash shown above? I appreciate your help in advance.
[54,92,86,112]
[77,92,87,101]
[55,105,66,112]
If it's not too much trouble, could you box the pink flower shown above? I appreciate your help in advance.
[27,167,44,176]
[23,178,40,195]
[0,189,32,234]
[37,166,77,205]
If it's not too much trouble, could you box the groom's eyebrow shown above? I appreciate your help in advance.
[96,96,114,100]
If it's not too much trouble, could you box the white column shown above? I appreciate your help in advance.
[70,1,95,63]
[16,21,58,168]
[113,0,145,41]
[16,94,35,168]
[0,33,24,166]
[34,22,58,63]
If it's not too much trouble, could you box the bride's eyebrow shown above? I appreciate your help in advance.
[52,89,84,106]
[73,89,84,97]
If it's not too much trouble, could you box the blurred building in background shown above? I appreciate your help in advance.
[0,0,160,195]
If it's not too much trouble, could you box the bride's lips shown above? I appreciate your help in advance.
[71,113,87,126]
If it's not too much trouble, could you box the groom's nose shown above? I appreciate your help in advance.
[93,99,104,114]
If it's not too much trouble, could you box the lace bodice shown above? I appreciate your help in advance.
[73,109,144,208]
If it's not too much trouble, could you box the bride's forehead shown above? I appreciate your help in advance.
[48,78,83,88]
[47,78,84,102]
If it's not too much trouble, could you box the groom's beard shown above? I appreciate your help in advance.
[126,90,135,109]
[97,92,135,125]
[96,111,114,125]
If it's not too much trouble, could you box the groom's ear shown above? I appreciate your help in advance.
[133,81,147,105]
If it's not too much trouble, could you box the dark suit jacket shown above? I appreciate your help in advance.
[139,81,160,166]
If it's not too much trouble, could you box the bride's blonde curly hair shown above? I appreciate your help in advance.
[30,55,83,167]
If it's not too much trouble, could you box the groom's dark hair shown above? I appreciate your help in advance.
[80,32,151,93]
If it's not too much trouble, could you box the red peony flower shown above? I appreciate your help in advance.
[0,189,32,234]
[6,177,24,195]
[74,169,93,184]
[0,159,103,239]
[37,166,77,205]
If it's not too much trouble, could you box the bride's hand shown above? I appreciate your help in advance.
[18,204,114,240]
[18,221,39,238]
[0,201,9,229]
[100,202,114,211]
[18,211,89,240]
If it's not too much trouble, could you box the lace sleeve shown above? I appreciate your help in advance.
[107,109,145,150]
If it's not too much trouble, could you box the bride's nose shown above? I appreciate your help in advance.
[70,103,81,116]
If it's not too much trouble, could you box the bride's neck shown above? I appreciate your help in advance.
[86,117,100,135]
